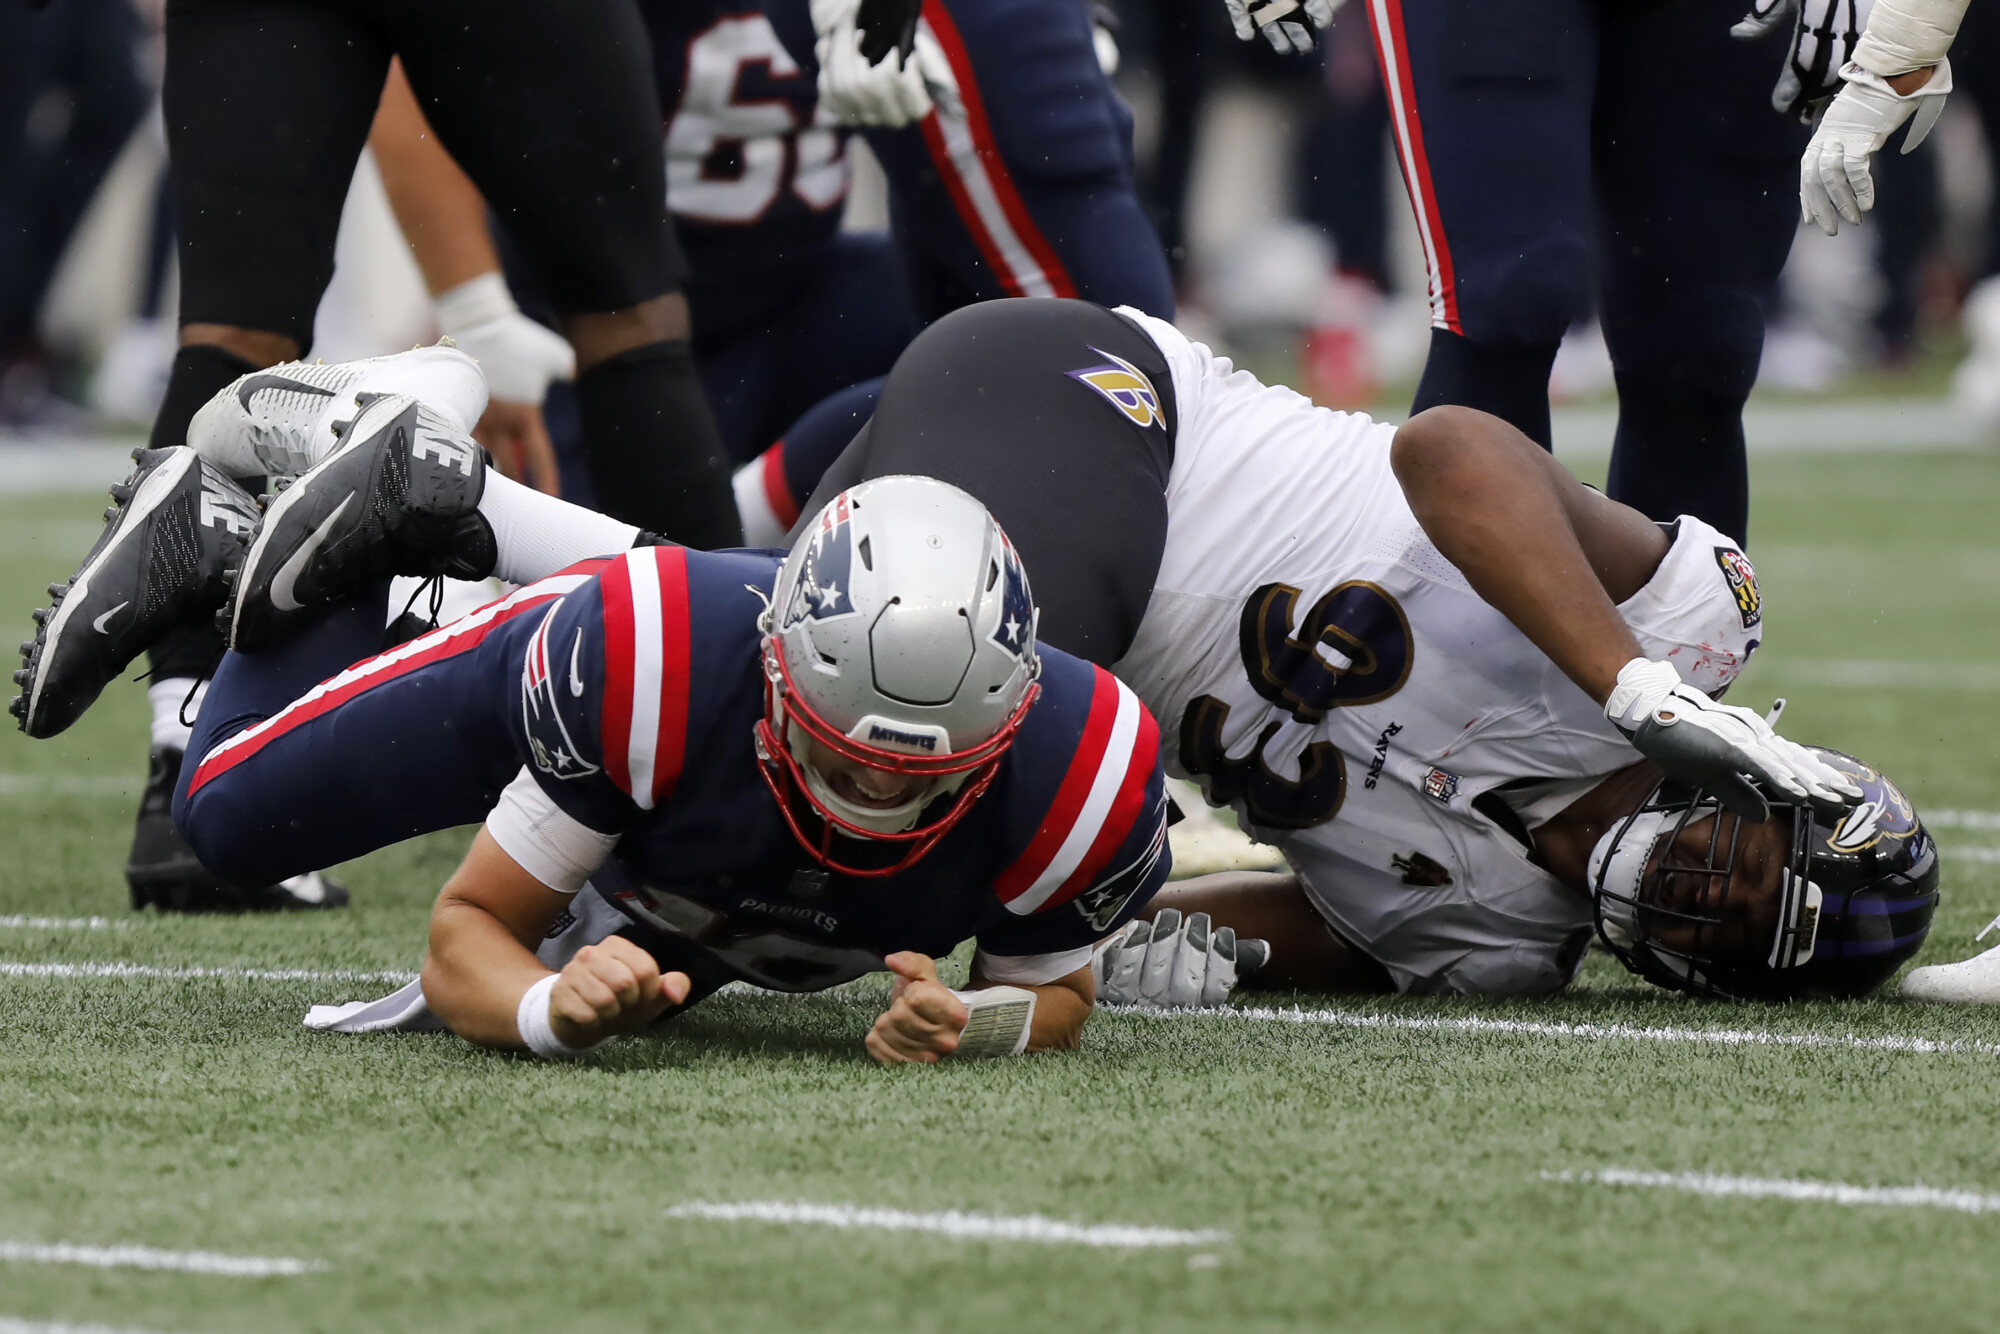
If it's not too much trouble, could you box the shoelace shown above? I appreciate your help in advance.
[394,574,448,636]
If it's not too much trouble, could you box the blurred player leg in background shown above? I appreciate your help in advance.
[367,64,571,497]
[732,377,882,546]
[1372,0,1598,451]
[0,0,149,425]
[1298,16,1393,298]
[721,0,1178,541]
[694,233,919,464]
[640,0,920,464]
[1594,0,1806,545]
[1865,139,1940,368]
[862,0,1177,320]
[137,0,737,911]
[1373,0,1802,543]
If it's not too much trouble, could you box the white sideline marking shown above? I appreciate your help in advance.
[0,961,415,985]
[1109,1003,2000,1056]
[0,917,122,931]
[0,1241,325,1277]
[663,1201,1229,1248]
[1745,659,2000,691]
[1544,1168,2000,1215]
[1950,847,2000,864]
[0,1319,187,1334]
[1928,810,2000,831]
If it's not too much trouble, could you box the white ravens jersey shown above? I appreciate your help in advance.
[1113,308,1765,994]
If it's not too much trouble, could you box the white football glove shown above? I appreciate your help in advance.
[433,272,575,405]
[1092,910,1271,1009]
[812,0,961,127]
[1732,0,1872,122]
[1605,658,1863,822]
[1799,58,1951,235]
[1223,0,1340,55]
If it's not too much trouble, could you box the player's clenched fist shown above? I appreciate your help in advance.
[866,951,968,1065]
[547,937,689,1048]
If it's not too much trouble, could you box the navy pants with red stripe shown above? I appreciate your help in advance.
[864,0,1174,322]
[1378,0,1806,542]
[172,589,530,889]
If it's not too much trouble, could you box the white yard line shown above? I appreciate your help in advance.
[663,1201,1228,1248]
[0,961,414,985]
[2,960,1993,1059]
[1109,1003,2000,1055]
[0,1319,190,1334]
[1543,1168,2000,1215]
[0,917,123,931]
[0,1241,325,1277]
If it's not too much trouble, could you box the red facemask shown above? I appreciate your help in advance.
[752,641,1040,878]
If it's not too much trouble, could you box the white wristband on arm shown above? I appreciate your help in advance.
[515,973,608,1060]
[947,986,1037,1058]
[433,271,520,336]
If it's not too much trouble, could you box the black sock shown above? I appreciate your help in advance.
[143,344,257,682]
[1606,374,1749,545]
[575,340,743,549]
[148,344,257,450]
[1409,328,1560,451]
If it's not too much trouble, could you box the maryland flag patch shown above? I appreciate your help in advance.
[1713,545,1761,629]
[1067,348,1164,429]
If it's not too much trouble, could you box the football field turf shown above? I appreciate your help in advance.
[3,439,2000,1334]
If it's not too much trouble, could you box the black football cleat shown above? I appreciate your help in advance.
[13,448,259,739]
[126,746,350,912]
[223,392,495,653]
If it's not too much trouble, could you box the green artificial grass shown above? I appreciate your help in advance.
[3,445,2000,1334]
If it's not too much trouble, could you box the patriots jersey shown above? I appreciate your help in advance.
[501,545,1169,993]
[641,0,849,338]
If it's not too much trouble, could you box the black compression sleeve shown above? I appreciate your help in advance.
[147,344,257,451]
[575,340,743,549]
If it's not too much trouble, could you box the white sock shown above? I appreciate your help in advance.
[148,678,207,753]
[478,472,642,585]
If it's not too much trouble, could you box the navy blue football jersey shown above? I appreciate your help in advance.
[504,544,1170,993]
[642,0,849,338]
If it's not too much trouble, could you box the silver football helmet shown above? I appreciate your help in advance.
[755,476,1042,876]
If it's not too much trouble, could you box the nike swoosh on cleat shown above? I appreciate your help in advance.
[91,601,131,634]
[237,373,338,411]
[569,629,586,697]
[268,493,355,613]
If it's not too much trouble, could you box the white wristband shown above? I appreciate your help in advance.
[515,973,607,1060]
[434,271,520,337]
[947,986,1037,1058]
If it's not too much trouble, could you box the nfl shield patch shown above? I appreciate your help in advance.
[1422,767,1459,804]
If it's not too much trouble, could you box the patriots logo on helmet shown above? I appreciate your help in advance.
[1067,348,1164,429]
[990,537,1035,661]
[1712,546,1761,629]
[783,494,858,627]
[520,608,600,781]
